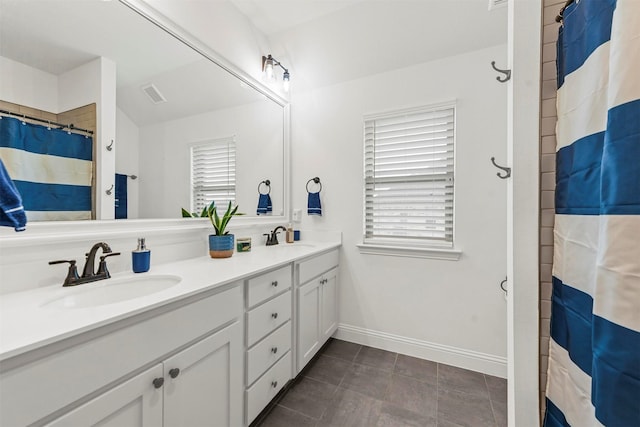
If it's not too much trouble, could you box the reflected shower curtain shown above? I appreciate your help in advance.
[544,0,640,426]
[0,116,93,220]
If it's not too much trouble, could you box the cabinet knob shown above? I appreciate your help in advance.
[271,346,278,354]
[271,380,278,388]
[152,377,165,389]
[169,368,180,379]
[271,312,278,319]
[271,280,278,287]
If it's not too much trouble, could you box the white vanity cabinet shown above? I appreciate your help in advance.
[296,249,339,373]
[0,284,244,427]
[244,265,293,425]
[46,321,242,427]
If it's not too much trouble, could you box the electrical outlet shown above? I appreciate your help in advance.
[292,209,301,222]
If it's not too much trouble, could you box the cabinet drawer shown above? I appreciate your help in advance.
[298,249,339,284]
[247,291,291,346]
[246,351,292,424]
[247,265,292,308]
[247,321,291,386]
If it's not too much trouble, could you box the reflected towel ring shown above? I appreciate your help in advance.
[306,177,322,193]
[258,179,271,195]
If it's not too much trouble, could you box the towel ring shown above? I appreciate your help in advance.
[258,179,271,195]
[306,177,322,193]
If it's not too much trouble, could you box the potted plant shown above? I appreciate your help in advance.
[182,201,243,258]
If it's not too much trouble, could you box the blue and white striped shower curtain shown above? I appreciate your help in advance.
[0,116,93,220]
[544,0,640,426]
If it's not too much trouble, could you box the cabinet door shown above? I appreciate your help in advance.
[297,279,322,372]
[45,364,163,427]
[163,321,243,427]
[321,268,339,341]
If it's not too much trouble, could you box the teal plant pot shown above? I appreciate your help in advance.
[209,234,234,258]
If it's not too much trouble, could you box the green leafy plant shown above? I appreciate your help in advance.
[181,201,243,235]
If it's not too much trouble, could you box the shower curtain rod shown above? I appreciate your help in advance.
[555,0,575,22]
[0,109,94,135]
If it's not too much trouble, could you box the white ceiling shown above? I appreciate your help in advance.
[1,0,508,117]
[231,0,508,90]
[229,0,367,35]
[0,0,267,126]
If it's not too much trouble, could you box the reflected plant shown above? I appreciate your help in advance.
[181,201,243,235]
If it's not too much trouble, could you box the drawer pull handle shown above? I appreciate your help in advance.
[169,368,180,379]
[271,312,278,319]
[271,380,278,388]
[272,280,278,287]
[271,346,278,354]
[152,377,164,389]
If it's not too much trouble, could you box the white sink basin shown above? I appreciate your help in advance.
[42,275,181,309]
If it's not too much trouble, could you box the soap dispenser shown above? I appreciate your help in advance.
[286,223,294,243]
[132,238,150,273]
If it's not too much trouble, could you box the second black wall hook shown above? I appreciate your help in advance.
[491,61,511,83]
[490,157,511,179]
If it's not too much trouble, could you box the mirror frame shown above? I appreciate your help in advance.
[0,0,291,241]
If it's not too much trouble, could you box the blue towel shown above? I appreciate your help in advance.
[257,193,272,215]
[0,158,27,231]
[115,173,128,219]
[308,192,322,216]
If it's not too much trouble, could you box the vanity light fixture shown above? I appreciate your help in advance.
[261,54,290,93]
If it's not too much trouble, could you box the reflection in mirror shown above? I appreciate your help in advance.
[0,0,285,221]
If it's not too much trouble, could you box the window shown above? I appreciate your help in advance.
[191,137,236,213]
[363,104,455,250]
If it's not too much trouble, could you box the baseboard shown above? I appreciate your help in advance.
[334,323,507,378]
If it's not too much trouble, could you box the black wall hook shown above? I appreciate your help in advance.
[490,157,511,179]
[491,61,511,83]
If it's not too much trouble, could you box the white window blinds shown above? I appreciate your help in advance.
[191,137,236,213]
[364,104,455,247]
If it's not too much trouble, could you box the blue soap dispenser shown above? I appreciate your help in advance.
[132,237,150,273]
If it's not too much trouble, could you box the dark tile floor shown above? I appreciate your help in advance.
[256,339,507,427]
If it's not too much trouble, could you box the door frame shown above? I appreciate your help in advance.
[507,0,542,426]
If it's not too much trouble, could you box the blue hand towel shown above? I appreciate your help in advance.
[257,193,272,215]
[115,173,128,219]
[308,192,322,216]
[0,159,27,231]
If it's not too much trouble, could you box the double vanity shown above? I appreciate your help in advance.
[0,240,341,426]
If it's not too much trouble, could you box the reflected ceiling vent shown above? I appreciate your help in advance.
[141,83,167,104]
[488,0,507,10]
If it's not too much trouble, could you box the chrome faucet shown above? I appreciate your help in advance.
[264,226,287,246]
[49,242,121,286]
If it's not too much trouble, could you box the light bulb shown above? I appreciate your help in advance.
[265,59,274,81]
[283,71,290,92]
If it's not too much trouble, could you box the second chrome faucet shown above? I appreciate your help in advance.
[264,226,287,246]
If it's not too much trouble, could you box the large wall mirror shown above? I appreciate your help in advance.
[0,0,287,222]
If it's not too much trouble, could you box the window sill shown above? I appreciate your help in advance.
[356,243,462,261]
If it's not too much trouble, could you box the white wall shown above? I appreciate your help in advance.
[138,101,284,219]
[115,108,140,219]
[291,44,509,376]
[0,56,58,112]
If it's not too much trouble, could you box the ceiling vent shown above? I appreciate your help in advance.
[141,83,167,104]
[488,0,508,10]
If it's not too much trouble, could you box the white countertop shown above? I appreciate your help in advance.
[0,241,340,361]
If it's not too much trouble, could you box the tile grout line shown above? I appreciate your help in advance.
[484,374,500,426]
[436,362,440,426]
